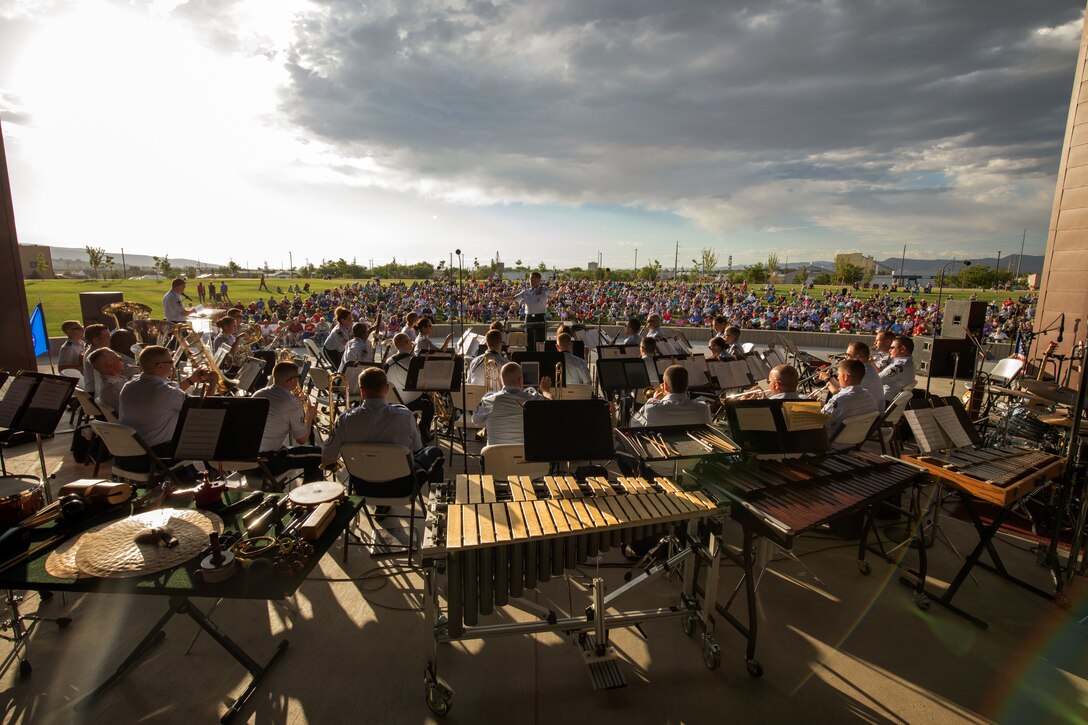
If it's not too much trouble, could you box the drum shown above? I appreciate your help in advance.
[1006,407,1063,452]
[0,476,46,528]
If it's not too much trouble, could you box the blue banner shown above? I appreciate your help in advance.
[29,303,48,356]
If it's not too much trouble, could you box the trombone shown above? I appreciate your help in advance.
[484,356,501,393]
[554,362,565,400]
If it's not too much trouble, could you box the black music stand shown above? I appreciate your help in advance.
[523,399,614,463]
[0,372,77,498]
[721,399,828,456]
[404,355,464,393]
[171,397,269,463]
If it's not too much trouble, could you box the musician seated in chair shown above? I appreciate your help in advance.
[620,318,642,346]
[879,336,916,401]
[252,361,324,484]
[631,365,711,428]
[466,329,509,385]
[556,332,591,384]
[821,358,877,448]
[707,336,729,362]
[82,324,112,399]
[722,325,745,359]
[339,321,373,371]
[117,346,213,473]
[639,336,657,359]
[88,348,137,413]
[322,368,444,497]
[472,362,552,446]
[821,342,885,411]
[644,313,664,339]
[385,333,435,442]
[767,364,806,400]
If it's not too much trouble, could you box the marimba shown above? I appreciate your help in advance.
[420,474,724,714]
[900,446,1067,629]
[424,474,718,633]
[688,450,928,673]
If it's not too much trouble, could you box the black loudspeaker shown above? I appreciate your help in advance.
[79,291,123,329]
[942,300,986,339]
[915,337,975,377]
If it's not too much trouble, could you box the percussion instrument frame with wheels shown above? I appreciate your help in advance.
[419,475,727,716]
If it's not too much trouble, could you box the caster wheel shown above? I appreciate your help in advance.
[426,684,453,716]
[19,660,31,678]
[702,638,721,670]
[681,615,696,637]
[914,594,930,611]
[1057,593,1072,610]
[858,561,871,577]
[746,659,764,678]
[56,618,72,629]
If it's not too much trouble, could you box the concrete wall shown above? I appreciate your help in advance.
[1035,5,1088,381]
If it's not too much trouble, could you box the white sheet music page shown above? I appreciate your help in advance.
[0,376,36,427]
[580,330,601,349]
[707,361,733,388]
[28,377,70,410]
[932,407,974,448]
[420,358,455,390]
[683,355,709,385]
[174,408,227,459]
[734,406,777,432]
[730,360,753,386]
[903,409,950,453]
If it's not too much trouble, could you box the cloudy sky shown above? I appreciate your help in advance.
[0,0,1084,270]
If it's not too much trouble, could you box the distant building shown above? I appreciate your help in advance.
[19,245,55,279]
[834,252,881,274]
[587,262,599,272]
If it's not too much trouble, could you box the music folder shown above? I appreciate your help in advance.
[171,396,269,460]
[0,372,77,435]
[723,399,829,454]
[523,399,614,461]
[596,357,652,394]
[404,354,463,392]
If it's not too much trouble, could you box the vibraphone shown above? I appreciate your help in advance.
[900,445,1067,629]
[420,474,724,715]
[688,450,929,673]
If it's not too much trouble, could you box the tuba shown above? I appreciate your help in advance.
[102,301,152,333]
[175,326,239,395]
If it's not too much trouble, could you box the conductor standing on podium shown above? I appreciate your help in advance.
[503,271,550,351]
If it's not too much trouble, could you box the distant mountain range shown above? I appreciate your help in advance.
[35,244,1046,277]
[45,245,219,271]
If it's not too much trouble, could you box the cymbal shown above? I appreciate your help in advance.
[985,385,1054,406]
[1016,380,1081,406]
[73,508,223,579]
[288,481,347,507]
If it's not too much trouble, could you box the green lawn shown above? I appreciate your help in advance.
[24,277,1030,336]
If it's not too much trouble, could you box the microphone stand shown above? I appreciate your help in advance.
[457,251,469,476]
[1048,340,1088,601]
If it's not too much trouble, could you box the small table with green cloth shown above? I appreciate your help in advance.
[0,488,363,724]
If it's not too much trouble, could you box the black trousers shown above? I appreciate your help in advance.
[526,314,546,352]
[405,394,435,439]
[261,445,324,485]
[325,348,343,368]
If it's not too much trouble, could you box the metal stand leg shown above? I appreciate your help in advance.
[79,596,288,724]
[0,589,73,679]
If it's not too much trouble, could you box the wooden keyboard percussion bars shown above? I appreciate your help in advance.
[899,446,1066,629]
[420,474,725,715]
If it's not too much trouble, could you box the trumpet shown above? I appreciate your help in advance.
[720,386,766,401]
[643,383,668,401]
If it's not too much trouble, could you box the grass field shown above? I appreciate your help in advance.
[24,277,1027,336]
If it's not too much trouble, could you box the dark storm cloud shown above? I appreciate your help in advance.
[277,0,1084,238]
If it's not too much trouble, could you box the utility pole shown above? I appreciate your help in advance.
[634,249,638,270]
[120,248,127,278]
[1015,228,1026,279]
[996,250,1001,284]
[673,241,679,279]
[289,251,293,272]
[900,244,906,278]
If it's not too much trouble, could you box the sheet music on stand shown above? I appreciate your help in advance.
[596,357,652,394]
[597,345,639,360]
[681,354,710,386]
[723,399,829,454]
[0,372,77,435]
[903,403,979,453]
[0,375,37,429]
[747,355,771,380]
[455,330,484,357]
[405,355,464,392]
[172,397,269,461]
[579,329,606,349]
[708,360,754,389]
[903,409,950,454]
